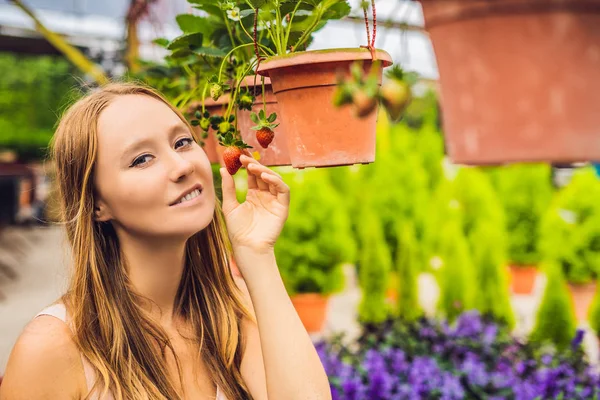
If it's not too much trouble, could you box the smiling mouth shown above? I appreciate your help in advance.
[171,188,203,206]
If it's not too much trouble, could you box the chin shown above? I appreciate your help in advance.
[177,208,216,239]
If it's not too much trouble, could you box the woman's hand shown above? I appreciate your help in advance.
[220,155,290,255]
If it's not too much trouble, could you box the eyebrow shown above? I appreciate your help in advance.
[119,123,190,164]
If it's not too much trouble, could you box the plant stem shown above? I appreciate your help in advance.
[275,3,284,53]
[262,75,266,113]
[218,43,256,82]
[201,80,209,113]
[294,10,322,52]
[222,11,237,50]
[284,0,303,52]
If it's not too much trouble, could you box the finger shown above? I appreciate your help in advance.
[219,168,240,214]
[247,163,270,191]
[246,167,258,190]
[241,155,282,179]
[260,172,290,206]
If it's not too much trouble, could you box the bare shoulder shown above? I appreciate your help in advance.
[1,316,85,399]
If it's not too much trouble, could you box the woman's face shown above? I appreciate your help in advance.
[93,94,216,239]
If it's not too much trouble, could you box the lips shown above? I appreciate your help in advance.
[170,184,203,206]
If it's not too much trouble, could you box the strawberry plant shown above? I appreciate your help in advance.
[250,109,279,148]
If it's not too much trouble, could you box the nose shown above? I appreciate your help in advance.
[167,152,194,182]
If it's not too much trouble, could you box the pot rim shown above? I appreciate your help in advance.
[257,47,393,75]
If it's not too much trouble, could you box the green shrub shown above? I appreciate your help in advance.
[541,168,600,284]
[471,223,514,328]
[0,52,80,161]
[395,222,422,322]
[588,279,600,335]
[274,170,355,295]
[357,204,392,325]
[437,214,475,323]
[530,262,577,350]
[491,164,553,266]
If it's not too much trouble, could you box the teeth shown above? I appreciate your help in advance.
[177,189,201,204]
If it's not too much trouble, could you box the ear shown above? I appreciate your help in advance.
[93,200,112,222]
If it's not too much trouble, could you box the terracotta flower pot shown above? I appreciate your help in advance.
[290,293,330,333]
[192,122,222,166]
[257,48,393,169]
[568,281,597,321]
[508,264,538,295]
[195,76,291,167]
[420,0,600,164]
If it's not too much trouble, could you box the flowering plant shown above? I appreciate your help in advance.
[317,311,598,399]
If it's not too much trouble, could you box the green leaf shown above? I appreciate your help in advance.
[189,0,223,15]
[167,32,204,50]
[250,113,259,124]
[259,109,266,119]
[152,38,170,48]
[191,119,200,126]
[193,47,227,58]
[176,14,212,35]
[240,9,256,18]
[246,0,268,8]
[267,112,277,123]
[322,1,351,20]
[168,48,194,59]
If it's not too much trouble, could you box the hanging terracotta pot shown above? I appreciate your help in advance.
[194,76,291,167]
[257,48,393,169]
[420,0,600,164]
[290,293,330,333]
[508,264,538,295]
[568,281,597,322]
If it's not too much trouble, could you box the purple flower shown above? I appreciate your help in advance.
[571,329,585,349]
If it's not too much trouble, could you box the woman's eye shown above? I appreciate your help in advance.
[131,154,153,167]
[175,137,194,149]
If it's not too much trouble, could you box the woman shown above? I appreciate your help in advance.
[0,83,331,400]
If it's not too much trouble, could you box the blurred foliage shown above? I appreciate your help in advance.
[541,168,600,284]
[488,164,554,267]
[588,279,600,335]
[0,52,81,161]
[530,262,577,350]
[471,222,515,328]
[274,169,356,295]
[395,222,422,322]
[436,212,475,323]
[357,202,392,324]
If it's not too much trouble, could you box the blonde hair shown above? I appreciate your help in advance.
[51,82,252,399]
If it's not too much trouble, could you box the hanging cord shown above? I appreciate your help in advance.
[360,0,377,60]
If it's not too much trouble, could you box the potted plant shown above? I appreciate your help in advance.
[419,0,600,164]
[530,262,577,350]
[158,1,292,171]
[394,222,422,322]
[436,214,475,323]
[541,168,600,321]
[252,0,397,168]
[491,164,554,295]
[356,200,393,326]
[274,169,356,333]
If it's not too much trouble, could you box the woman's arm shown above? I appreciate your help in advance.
[234,249,332,400]
[219,156,331,399]
[0,317,86,400]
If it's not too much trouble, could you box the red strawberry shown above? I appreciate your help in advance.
[223,146,244,175]
[256,127,275,148]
